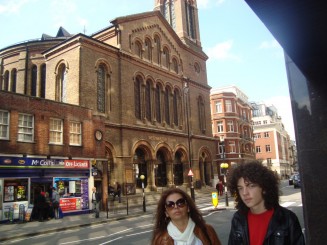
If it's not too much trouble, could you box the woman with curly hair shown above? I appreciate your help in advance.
[151,188,221,245]
[227,161,305,245]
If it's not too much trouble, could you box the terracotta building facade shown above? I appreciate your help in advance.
[210,86,255,180]
[0,0,217,216]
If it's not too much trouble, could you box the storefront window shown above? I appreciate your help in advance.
[3,179,28,202]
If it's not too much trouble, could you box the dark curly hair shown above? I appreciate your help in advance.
[227,161,280,212]
[151,188,211,244]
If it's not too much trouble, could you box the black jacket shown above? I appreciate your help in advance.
[92,192,101,202]
[228,206,305,245]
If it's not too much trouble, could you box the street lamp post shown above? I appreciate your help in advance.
[140,174,146,212]
[220,163,229,207]
[184,82,195,201]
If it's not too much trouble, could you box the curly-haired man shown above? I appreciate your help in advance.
[227,161,305,245]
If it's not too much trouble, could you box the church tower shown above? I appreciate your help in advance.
[154,0,202,47]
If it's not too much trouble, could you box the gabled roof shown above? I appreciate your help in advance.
[41,27,73,41]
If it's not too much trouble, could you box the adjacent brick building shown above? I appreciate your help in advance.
[210,85,255,181]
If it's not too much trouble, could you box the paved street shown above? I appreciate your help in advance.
[0,181,304,245]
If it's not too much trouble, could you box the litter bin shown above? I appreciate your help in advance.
[195,180,202,189]
[9,207,14,223]
[19,204,25,222]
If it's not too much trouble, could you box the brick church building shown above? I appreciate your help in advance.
[0,0,217,215]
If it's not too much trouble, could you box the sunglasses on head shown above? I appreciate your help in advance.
[165,198,187,210]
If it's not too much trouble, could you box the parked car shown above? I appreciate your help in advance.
[293,174,301,188]
[289,174,298,185]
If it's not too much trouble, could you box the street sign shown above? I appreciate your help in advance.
[188,169,194,176]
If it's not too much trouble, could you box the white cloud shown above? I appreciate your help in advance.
[265,96,295,140]
[0,0,31,14]
[259,39,281,49]
[216,0,226,6]
[206,40,241,62]
[197,0,225,9]
[197,0,209,8]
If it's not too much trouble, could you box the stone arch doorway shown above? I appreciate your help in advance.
[174,151,184,186]
[134,148,148,188]
[156,150,168,187]
[199,149,213,186]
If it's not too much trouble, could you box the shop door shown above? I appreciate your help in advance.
[30,178,53,204]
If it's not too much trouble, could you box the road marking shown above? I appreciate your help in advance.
[281,202,296,207]
[98,236,123,245]
[126,230,153,236]
[59,228,133,245]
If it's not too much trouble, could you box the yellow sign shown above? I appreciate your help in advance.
[212,192,218,208]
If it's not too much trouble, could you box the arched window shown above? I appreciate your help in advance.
[173,88,179,126]
[134,41,142,58]
[164,0,176,30]
[198,96,206,133]
[185,1,196,39]
[56,63,67,102]
[3,70,9,91]
[154,36,161,65]
[145,80,151,121]
[97,64,106,113]
[10,69,17,92]
[134,77,142,119]
[164,86,170,125]
[40,64,46,98]
[155,84,162,123]
[162,47,170,69]
[172,58,178,73]
[144,38,152,62]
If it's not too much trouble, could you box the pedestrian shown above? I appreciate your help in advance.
[52,187,60,219]
[35,187,47,222]
[44,192,53,220]
[113,181,121,203]
[227,161,305,245]
[216,180,224,196]
[151,188,221,245]
[91,187,101,218]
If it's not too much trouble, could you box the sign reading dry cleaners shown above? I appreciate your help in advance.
[0,157,89,169]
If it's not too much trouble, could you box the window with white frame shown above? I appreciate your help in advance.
[229,141,236,153]
[0,110,9,139]
[225,100,232,112]
[264,132,269,138]
[50,118,63,144]
[254,133,261,139]
[217,121,223,133]
[18,113,34,142]
[70,121,81,146]
[227,120,234,132]
[256,146,261,153]
[263,120,268,124]
[265,145,271,152]
[215,101,222,113]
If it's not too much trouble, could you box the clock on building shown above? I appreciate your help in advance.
[95,130,103,141]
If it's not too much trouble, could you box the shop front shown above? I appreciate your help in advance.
[0,156,91,221]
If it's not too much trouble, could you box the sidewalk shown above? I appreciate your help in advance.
[0,188,233,242]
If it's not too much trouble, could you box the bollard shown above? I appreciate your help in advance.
[106,198,109,219]
[126,195,129,215]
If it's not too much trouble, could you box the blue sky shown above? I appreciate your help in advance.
[0,0,295,140]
